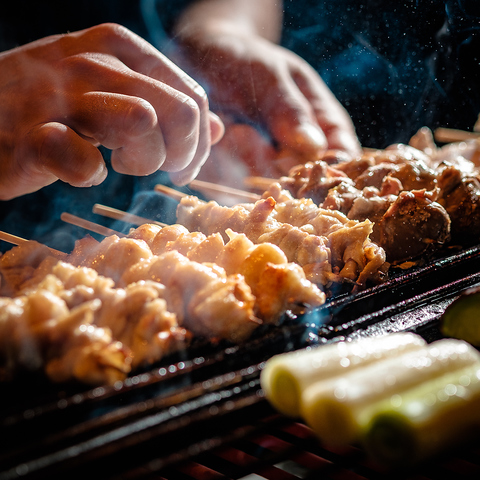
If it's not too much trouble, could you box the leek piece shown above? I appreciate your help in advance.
[300,339,480,447]
[260,332,426,417]
[363,363,480,468]
[441,287,480,346]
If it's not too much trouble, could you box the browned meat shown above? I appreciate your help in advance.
[354,163,399,190]
[325,184,451,264]
[374,190,451,263]
[437,165,480,243]
[354,161,437,192]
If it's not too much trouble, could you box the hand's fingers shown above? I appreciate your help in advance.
[145,56,216,180]
[209,112,225,145]
[257,73,328,158]
[169,111,225,185]
[64,24,216,176]
[57,53,203,174]
[292,69,362,156]
[65,91,167,176]
[18,122,107,188]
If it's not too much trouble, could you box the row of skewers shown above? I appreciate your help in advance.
[0,125,479,388]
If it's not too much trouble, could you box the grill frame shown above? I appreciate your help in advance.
[3,244,480,479]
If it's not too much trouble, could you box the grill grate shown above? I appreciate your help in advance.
[3,245,480,479]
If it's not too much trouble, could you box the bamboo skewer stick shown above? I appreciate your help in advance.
[155,182,263,206]
[60,212,126,238]
[0,231,67,257]
[154,184,188,201]
[434,127,480,144]
[189,179,260,202]
[92,204,166,227]
[243,176,277,192]
[0,231,29,246]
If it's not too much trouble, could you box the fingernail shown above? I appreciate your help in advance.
[208,111,225,144]
[294,123,327,150]
[91,163,108,186]
[170,168,195,186]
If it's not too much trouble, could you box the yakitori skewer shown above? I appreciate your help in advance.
[61,212,125,238]
[92,204,166,228]
[189,179,260,203]
[0,230,67,257]
[155,184,187,201]
[244,176,277,192]
[158,183,388,288]
[155,181,260,206]
[0,230,31,246]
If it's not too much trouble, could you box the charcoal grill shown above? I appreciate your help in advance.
[3,244,480,480]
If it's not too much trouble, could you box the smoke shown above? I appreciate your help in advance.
[288,1,478,146]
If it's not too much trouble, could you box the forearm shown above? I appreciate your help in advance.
[173,0,283,43]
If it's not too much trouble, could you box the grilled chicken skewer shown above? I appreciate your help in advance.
[126,223,325,322]
[0,240,257,385]
[1,237,260,345]
[249,131,480,261]
[0,217,325,377]
[0,289,132,385]
[173,193,388,289]
[64,207,326,320]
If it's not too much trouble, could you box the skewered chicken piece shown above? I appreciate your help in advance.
[0,229,314,345]
[435,165,480,244]
[59,236,262,343]
[121,250,259,343]
[176,194,388,288]
[0,290,131,385]
[127,223,326,322]
[264,132,480,253]
[0,241,258,384]
[0,240,64,296]
[411,129,480,244]
[30,261,189,369]
[69,226,324,332]
[63,234,259,342]
[320,184,452,263]
[0,256,189,379]
[258,189,388,284]
[345,141,480,245]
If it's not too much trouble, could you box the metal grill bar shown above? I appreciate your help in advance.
[3,245,480,479]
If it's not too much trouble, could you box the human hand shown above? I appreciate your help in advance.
[0,23,224,200]
[173,28,361,165]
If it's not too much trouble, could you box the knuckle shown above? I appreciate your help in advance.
[175,96,201,133]
[59,52,101,75]
[90,23,130,41]
[189,83,209,108]
[124,98,157,137]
